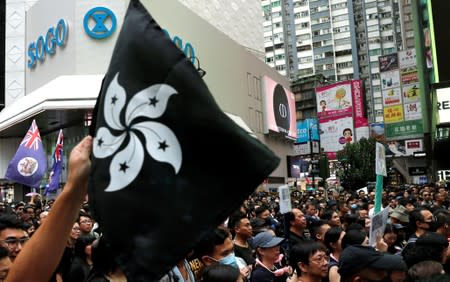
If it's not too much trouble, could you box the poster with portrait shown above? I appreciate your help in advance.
[318,116,354,157]
[316,81,353,119]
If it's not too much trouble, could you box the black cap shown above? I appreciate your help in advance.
[339,245,406,279]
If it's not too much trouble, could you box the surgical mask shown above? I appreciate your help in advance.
[351,204,358,210]
[213,253,239,269]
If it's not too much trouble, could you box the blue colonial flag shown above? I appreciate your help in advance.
[88,0,280,280]
[5,120,47,188]
[44,129,64,195]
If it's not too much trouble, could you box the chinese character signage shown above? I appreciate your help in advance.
[379,49,424,140]
[384,105,404,124]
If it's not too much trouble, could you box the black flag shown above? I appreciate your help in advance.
[88,0,280,280]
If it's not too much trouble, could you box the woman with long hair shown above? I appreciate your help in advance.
[324,227,345,282]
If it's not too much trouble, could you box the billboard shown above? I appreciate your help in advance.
[370,123,385,142]
[319,116,354,157]
[402,83,420,104]
[404,102,422,121]
[386,139,424,157]
[381,70,401,90]
[315,80,367,158]
[316,81,353,119]
[379,53,399,72]
[352,79,368,128]
[384,105,404,124]
[262,76,297,140]
[398,49,417,69]
[380,49,424,141]
[382,87,402,107]
[296,119,320,143]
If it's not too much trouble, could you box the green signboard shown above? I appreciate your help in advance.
[385,120,424,140]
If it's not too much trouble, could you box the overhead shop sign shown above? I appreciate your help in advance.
[437,87,450,124]
[27,19,69,69]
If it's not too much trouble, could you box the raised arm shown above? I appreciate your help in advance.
[6,136,93,282]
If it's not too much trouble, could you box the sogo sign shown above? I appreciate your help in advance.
[27,19,69,69]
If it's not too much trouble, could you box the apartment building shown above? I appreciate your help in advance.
[263,0,413,123]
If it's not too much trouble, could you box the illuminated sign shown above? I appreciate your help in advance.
[27,19,68,69]
[437,87,450,124]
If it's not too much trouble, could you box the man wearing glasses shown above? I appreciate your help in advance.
[77,212,99,238]
[0,214,29,262]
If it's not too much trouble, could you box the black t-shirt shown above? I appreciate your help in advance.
[250,265,288,282]
[234,243,255,265]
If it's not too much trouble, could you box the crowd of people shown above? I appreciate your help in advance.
[0,135,448,282]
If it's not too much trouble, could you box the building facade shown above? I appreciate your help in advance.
[1,0,296,201]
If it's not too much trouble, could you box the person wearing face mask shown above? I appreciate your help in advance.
[401,207,435,256]
[194,227,249,281]
[250,231,291,282]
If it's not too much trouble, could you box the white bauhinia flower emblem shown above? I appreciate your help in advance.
[93,73,182,192]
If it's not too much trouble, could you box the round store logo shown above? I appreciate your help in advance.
[83,7,117,39]
[272,84,290,134]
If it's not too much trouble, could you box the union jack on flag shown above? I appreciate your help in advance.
[54,130,63,162]
[21,120,42,150]
[45,129,64,195]
[5,119,47,188]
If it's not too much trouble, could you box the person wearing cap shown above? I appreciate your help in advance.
[339,245,406,282]
[250,231,290,282]
[389,205,409,227]
[326,200,337,212]
[289,241,328,282]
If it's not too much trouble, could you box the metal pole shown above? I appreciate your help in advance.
[310,126,315,190]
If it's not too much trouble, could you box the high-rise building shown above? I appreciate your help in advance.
[262,0,413,123]
[262,0,358,81]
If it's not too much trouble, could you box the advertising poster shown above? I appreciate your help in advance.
[381,70,401,90]
[351,79,368,128]
[398,49,417,69]
[376,142,387,176]
[385,120,423,140]
[370,123,385,142]
[382,87,402,107]
[404,102,422,121]
[279,185,292,214]
[402,83,420,103]
[316,81,353,119]
[405,139,424,155]
[296,119,320,143]
[401,69,419,85]
[379,53,399,72]
[384,105,404,124]
[386,139,423,157]
[262,76,297,140]
[319,116,354,157]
